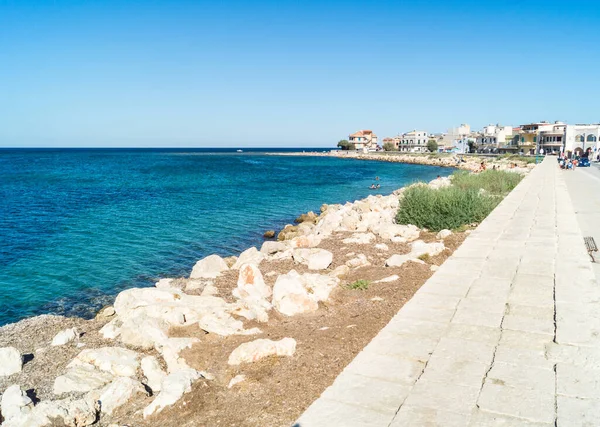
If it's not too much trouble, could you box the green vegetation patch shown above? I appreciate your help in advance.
[396,170,522,232]
[450,170,523,196]
[347,279,370,290]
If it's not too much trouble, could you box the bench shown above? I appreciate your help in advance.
[584,236,598,262]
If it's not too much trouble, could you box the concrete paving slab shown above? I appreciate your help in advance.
[296,158,600,427]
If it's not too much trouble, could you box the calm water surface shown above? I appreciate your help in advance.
[0,148,453,326]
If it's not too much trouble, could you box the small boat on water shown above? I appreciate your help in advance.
[236,149,243,153]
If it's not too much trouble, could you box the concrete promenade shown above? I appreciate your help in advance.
[295,157,600,426]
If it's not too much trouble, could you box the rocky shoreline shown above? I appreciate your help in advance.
[0,161,532,427]
[270,150,536,173]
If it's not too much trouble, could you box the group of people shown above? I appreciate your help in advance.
[558,155,578,170]
[370,176,381,189]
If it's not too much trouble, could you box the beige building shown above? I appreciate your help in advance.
[349,130,378,151]
[382,135,402,150]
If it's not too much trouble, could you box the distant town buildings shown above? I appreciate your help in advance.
[349,130,378,151]
[348,120,600,156]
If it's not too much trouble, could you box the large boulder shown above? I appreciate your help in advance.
[113,287,231,328]
[260,241,287,255]
[118,313,169,350]
[294,211,318,224]
[0,347,22,377]
[1,385,34,422]
[51,328,78,347]
[53,364,115,395]
[4,397,100,427]
[190,254,229,279]
[143,369,201,418]
[345,254,370,268]
[272,270,339,316]
[232,247,265,269]
[232,264,272,322]
[198,311,260,337]
[288,234,322,249]
[385,240,445,267]
[376,224,420,241]
[68,347,140,377]
[87,377,147,415]
[292,248,333,270]
[141,356,167,393]
[228,338,296,365]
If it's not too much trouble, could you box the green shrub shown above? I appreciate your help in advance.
[396,186,500,231]
[347,279,370,290]
[450,170,522,196]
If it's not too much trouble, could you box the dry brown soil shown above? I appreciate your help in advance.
[116,231,468,427]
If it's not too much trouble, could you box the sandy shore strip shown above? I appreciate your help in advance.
[0,161,531,427]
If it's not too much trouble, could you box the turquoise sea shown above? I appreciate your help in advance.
[0,148,453,326]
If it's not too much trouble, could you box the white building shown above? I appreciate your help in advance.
[476,124,513,152]
[400,130,429,152]
[563,124,600,155]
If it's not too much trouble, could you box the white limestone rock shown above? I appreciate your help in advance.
[436,229,452,239]
[198,311,260,337]
[51,328,78,347]
[342,232,376,245]
[158,337,200,373]
[329,264,350,278]
[228,338,296,365]
[88,377,146,415]
[345,254,370,268]
[288,235,322,249]
[232,264,272,322]
[68,347,140,377]
[410,240,446,258]
[292,248,333,270]
[272,270,339,316]
[141,356,167,393]
[260,241,287,254]
[95,305,116,319]
[113,287,231,329]
[0,347,22,377]
[200,284,219,296]
[377,224,420,241]
[5,397,100,427]
[1,385,34,422]
[428,176,451,189]
[375,243,389,251]
[154,278,174,289]
[143,369,200,418]
[385,240,445,267]
[228,374,246,388]
[119,313,169,350]
[190,254,229,279]
[53,364,115,394]
[375,275,400,283]
[99,319,121,340]
[232,247,265,269]
[184,279,211,292]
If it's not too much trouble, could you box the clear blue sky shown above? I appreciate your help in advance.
[1,0,599,147]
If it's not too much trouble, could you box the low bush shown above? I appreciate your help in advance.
[396,186,500,231]
[450,170,522,196]
[396,170,522,231]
